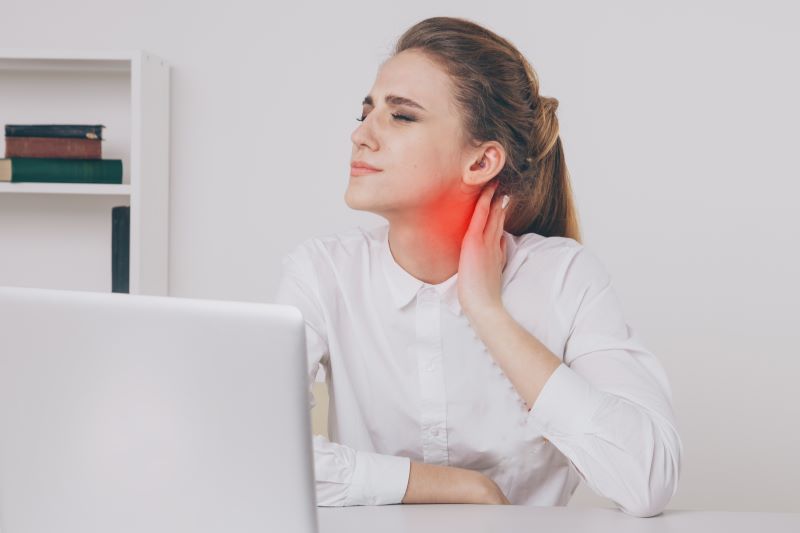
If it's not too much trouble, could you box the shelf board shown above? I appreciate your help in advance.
[0,182,131,196]
[0,49,160,73]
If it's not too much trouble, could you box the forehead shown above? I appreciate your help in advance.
[370,49,457,114]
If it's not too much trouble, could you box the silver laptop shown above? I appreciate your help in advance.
[0,286,318,533]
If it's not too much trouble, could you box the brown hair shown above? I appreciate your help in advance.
[392,16,581,242]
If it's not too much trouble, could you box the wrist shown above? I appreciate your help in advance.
[463,469,496,503]
[465,304,508,335]
[471,472,497,500]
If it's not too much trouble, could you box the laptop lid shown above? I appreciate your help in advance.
[0,286,317,533]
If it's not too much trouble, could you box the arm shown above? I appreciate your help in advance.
[466,305,561,410]
[275,248,504,506]
[275,250,410,506]
[402,461,510,505]
[466,246,683,518]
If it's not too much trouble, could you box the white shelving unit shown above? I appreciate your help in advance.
[0,49,170,295]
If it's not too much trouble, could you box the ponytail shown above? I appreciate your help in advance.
[517,96,582,241]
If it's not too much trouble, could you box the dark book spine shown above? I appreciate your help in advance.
[112,206,130,293]
[4,158,122,184]
[5,124,105,140]
[5,136,102,159]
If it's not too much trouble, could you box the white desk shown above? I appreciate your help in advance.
[318,505,800,532]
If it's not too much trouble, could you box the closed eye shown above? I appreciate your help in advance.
[356,113,416,123]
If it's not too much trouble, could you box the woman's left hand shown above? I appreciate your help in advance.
[457,179,509,319]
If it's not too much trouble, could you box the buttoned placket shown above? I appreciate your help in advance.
[414,284,449,465]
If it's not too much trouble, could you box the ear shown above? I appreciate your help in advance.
[463,141,505,188]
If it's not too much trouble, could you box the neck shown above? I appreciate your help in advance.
[385,200,475,285]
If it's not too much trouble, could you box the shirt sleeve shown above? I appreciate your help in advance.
[273,246,411,507]
[525,244,683,518]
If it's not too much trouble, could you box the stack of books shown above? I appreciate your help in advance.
[0,124,123,184]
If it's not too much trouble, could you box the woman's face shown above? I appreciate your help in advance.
[346,49,486,225]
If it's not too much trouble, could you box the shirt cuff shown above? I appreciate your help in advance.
[344,450,411,506]
[527,363,607,436]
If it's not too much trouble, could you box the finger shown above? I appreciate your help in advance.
[486,190,509,243]
[466,180,499,238]
[483,192,503,241]
[497,197,508,242]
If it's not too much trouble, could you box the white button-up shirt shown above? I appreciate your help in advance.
[273,223,682,517]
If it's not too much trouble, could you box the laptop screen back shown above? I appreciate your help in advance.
[0,286,317,533]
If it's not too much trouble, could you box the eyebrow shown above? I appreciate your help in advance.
[362,94,427,112]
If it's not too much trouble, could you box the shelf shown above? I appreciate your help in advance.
[0,48,170,296]
[0,182,131,196]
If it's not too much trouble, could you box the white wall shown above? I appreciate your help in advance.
[3,0,799,513]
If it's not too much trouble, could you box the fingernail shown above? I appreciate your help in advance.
[501,195,510,209]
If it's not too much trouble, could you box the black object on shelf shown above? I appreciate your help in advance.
[112,206,130,293]
[5,124,105,140]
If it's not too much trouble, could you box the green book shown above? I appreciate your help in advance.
[0,157,122,184]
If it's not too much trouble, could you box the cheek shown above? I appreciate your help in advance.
[400,141,458,186]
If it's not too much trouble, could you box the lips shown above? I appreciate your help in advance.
[350,160,382,176]
[350,160,382,171]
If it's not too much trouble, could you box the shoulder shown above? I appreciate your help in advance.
[507,230,581,267]
[508,231,611,290]
[281,224,383,273]
[510,231,581,254]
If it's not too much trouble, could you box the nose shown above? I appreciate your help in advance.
[351,113,378,151]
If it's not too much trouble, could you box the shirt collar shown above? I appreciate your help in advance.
[378,224,525,317]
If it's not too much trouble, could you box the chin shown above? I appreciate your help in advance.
[344,185,372,211]
[346,188,394,218]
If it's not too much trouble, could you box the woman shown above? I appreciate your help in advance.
[274,16,682,517]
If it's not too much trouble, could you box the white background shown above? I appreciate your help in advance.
[2,0,798,513]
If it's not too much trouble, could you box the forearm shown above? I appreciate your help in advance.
[401,461,503,504]
[527,364,682,517]
[467,306,561,410]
